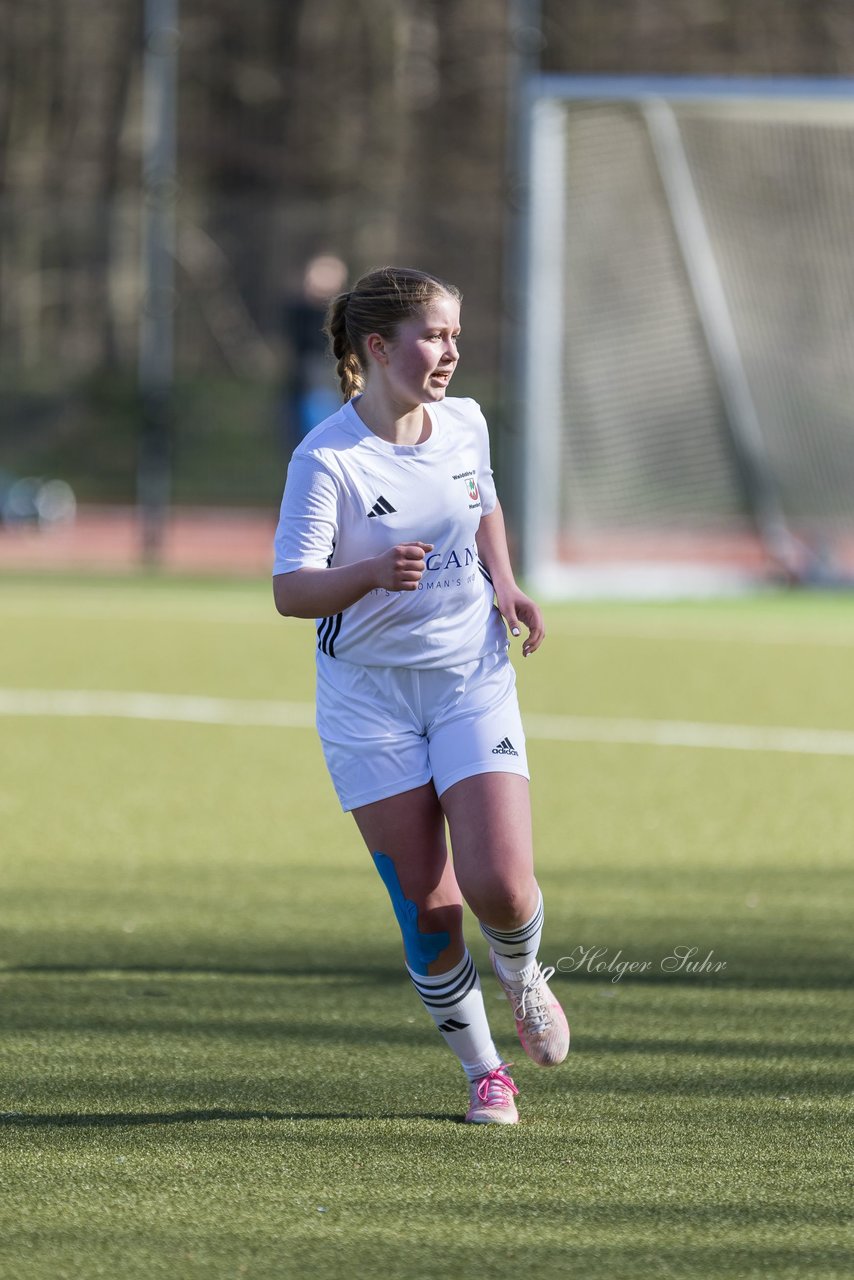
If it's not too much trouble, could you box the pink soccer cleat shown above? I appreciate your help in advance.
[464,1064,520,1125]
[490,950,570,1067]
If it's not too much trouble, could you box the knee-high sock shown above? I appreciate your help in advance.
[406,949,504,1081]
[480,888,544,987]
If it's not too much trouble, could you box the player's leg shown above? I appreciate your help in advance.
[439,771,537,930]
[352,783,518,1120]
[426,652,569,1068]
[426,651,540,938]
[440,771,569,1068]
[316,654,518,1120]
[440,771,542,976]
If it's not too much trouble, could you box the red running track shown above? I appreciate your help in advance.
[0,507,278,575]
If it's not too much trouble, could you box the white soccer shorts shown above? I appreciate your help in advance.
[315,647,529,811]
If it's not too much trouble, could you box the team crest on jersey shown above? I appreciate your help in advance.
[452,468,481,508]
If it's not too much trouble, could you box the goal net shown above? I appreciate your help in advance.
[518,76,854,596]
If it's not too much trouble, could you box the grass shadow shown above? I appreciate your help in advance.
[0,1108,462,1128]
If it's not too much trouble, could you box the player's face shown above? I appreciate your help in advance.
[382,295,461,405]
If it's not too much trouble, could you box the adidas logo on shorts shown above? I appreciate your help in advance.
[492,737,519,756]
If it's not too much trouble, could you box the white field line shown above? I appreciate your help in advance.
[523,713,854,757]
[0,689,315,729]
[2,688,854,757]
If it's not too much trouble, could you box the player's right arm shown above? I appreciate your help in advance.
[274,542,432,618]
[273,451,432,618]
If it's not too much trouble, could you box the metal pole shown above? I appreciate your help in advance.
[502,0,544,575]
[519,94,567,587]
[138,0,179,566]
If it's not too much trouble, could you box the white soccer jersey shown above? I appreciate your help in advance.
[273,396,508,668]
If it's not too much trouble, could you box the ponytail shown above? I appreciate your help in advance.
[325,292,365,401]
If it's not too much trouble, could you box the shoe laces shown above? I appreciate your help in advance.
[474,1064,519,1106]
[513,964,557,1033]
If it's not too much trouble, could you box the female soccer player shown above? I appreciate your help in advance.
[273,266,568,1124]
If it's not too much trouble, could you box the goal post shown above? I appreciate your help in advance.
[517,75,854,597]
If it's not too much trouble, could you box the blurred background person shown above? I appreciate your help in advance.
[278,254,349,457]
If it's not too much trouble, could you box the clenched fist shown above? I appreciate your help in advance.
[373,542,433,592]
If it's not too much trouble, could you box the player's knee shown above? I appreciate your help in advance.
[372,851,453,975]
[467,876,537,931]
[418,902,464,945]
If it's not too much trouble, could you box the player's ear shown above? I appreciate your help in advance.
[365,333,388,364]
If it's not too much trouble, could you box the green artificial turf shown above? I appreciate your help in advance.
[1,575,853,1279]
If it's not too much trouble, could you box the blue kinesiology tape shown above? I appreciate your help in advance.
[372,852,450,976]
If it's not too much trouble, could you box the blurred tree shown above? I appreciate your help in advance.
[1,0,852,502]
[541,0,854,74]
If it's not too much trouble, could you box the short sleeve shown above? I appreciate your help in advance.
[273,454,339,574]
[472,402,497,516]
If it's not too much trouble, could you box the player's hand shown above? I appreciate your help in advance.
[495,585,545,657]
[373,542,433,592]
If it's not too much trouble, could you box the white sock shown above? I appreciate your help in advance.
[480,888,544,988]
[407,949,504,1081]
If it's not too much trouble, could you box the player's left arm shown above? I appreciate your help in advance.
[476,501,545,657]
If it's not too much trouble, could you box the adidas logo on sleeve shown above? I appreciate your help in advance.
[491,737,519,756]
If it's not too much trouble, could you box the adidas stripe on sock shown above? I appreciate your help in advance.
[406,949,503,1082]
[480,888,544,987]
